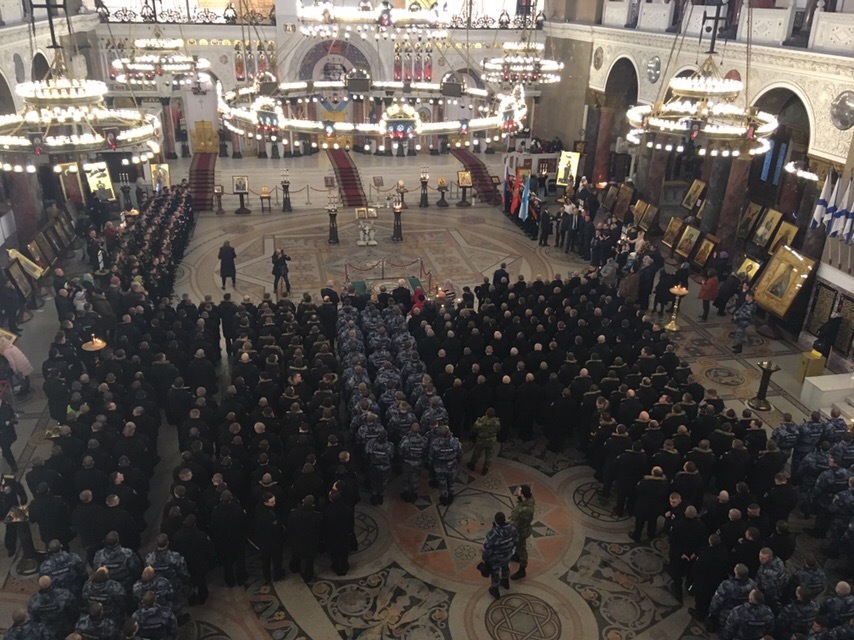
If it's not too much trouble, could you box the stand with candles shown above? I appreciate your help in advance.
[419,166,429,208]
[327,193,340,245]
[281,169,292,213]
[391,193,404,242]
[664,285,689,332]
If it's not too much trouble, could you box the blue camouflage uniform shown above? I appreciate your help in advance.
[791,566,827,598]
[756,556,787,606]
[830,440,854,468]
[799,449,832,491]
[74,613,119,640]
[420,404,449,430]
[365,436,395,500]
[4,619,54,640]
[722,601,774,640]
[811,467,853,534]
[428,432,462,502]
[775,599,819,638]
[708,576,758,629]
[819,594,854,628]
[82,577,128,622]
[39,550,86,593]
[830,488,854,540]
[28,585,78,639]
[399,432,427,498]
[132,602,178,640]
[93,543,142,592]
[482,522,518,589]
[771,422,799,459]
[793,420,825,475]
[133,576,177,612]
[144,549,190,600]
[823,417,848,445]
[357,420,385,453]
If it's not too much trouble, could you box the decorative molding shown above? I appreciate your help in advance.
[682,4,728,36]
[638,2,673,33]
[737,6,795,46]
[809,10,854,55]
[601,0,631,28]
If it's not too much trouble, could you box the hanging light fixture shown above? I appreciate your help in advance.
[111,35,211,87]
[482,41,563,86]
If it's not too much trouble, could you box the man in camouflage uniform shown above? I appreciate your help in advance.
[771,414,799,464]
[365,430,394,505]
[827,477,854,557]
[27,576,78,640]
[755,548,786,609]
[819,581,854,629]
[708,564,757,631]
[4,608,53,640]
[793,411,824,478]
[131,590,178,640]
[822,408,848,445]
[722,589,774,640]
[482,511,518,600]
[775,586,819,638]
[39,539,86,593]
[74,603,119,640]
[467,408,501,475]
[399,424,427,503]
[81,568,128,624]
[509,484,535,580]
[808,457,852,538]
[145,534,190,605]
[132,567,176,616]
[93,531,142,593]
[429,426,462,505]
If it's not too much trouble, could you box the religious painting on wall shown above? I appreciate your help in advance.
[56,163,84,206]
[751,207,783,249]
[834,295,854,358]
[457,171,473,188]
[806,282,838,337]
[614,183,634,220]
[661,217,684,249]
[681,179,706,211]
[26,241,45,268]
[692,236,717,269]
[754,245,816,318]
[738,201,764,240]
[735,257,762,284]
[83,162,116,202]
[602,186,618,212]
[232,175,249,194]
[6,260,32,299]
[632,200,649,226]
[675,225,702,258]
[35,232,56,265]
[639,204,658,231]
[768,220,798,255]
[555,151,580,187]
[152,164,171,193]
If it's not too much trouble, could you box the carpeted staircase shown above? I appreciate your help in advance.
[189,152,217,211]
[327,149,367,207]
[451,148,501,206]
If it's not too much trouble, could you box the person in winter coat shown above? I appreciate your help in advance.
[697,269,720,321]
[731,290,757,354]
[0,337,33,395]
[411,287,426,311]
[482,511,518,600]
[714,272,742,316]
[218,241,237,290]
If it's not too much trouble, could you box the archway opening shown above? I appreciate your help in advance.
[32,53,50,81]
[603,57,639,181]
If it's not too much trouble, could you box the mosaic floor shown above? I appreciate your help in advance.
[0,159,839,639]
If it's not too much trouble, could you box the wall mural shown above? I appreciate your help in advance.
[298,40,371,82]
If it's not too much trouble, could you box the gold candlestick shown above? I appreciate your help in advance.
[664,284,689,332]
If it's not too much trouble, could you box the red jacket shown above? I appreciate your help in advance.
[697,276,719,301]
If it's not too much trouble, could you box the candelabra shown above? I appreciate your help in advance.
[396,180,408,209]
[281,169,292,213]
[419,166,430,208]
[391,194,404,242]
[436,178,449,207]
[271,135,280,159]
[326,192,339,245]
[119,173,133,211]
[748,361,781,412]
[664,285,689,332]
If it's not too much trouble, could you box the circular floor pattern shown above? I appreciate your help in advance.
[485,593,562,640]
[702,366,746,387]
[572,482,631,523]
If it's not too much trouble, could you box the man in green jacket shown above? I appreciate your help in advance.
[467,408,501,475]
[510,484,535,580]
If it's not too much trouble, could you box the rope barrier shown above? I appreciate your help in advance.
[384,258,420,269]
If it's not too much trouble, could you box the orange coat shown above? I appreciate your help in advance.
[697,276,719,301]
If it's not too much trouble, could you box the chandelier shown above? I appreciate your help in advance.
[297,0,449,39]
[0,54,160,173]
[111,36,211,88]
[482,41,563,86]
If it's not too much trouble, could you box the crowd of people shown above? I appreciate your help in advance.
[1,175,853,640]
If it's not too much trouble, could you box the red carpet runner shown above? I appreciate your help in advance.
[451,148,501,205]
[327,149,367,208]
[189,152,217,211]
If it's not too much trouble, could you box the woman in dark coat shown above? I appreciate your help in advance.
[218,241,237,289]
[713,273,741,316]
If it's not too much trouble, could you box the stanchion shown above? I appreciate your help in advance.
[327,195,340,244]
[419,166,429,208]
[214,191,225,215]
[747,361,781,411]
[457,185,471,207]
[235,193,251,215]
[391,194,404,242]
[282,182,292,212]
[436,185,449,208]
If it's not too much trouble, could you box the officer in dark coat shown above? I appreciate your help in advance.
[171,514,215,605]
[28,483,73,548]
[288,495,323,582]
[209,490,248,587]
[0,474,27,555]
[614,441,648,517]
[254,492,284,583]
[689,534,730,622]
[322,489,354,576]
[668,506,708,602]
[630,466,669,541]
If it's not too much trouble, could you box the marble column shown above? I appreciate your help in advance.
[634,138,654,195]
[7,157,43,244]
[715,158,751,253]
[801,176,828,261]
[777,169,802,215]
[582,104,600,181]
[700,156,733,236]
[160,98,178,160]
[593,106,615,184]
[645,143,670,207]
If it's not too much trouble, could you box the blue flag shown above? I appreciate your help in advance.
[811,172,830,229]
[519,176,531,222]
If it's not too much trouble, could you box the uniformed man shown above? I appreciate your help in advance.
[755,547,786,609]
[81,567,127,624]
[144,534,190,604]
[399,424,427,503]
[708,564,757,631]
[722,588,774,640]
[40,539,86,593]
[93,531,142,593]
[131,590,177,640]
[365,430,394,505]
[467,408,501,475]
[4,608,53,640]
[792,412,824,477]
[428,426,462,505]
[132,567,176,616]
[509,484,535,580]
[75,602,119,640]
[775,586,819,638]
[0,474,27,556]
[808,457,852,538]
[27,576,78,640]
[481,511,518,600]
[819,581,854,629]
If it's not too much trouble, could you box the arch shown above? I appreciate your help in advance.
[604,55,639,96]
[751,82,815,153]
[293,40,374,82]
[12,54,24,83]
[0,71,15,115]
[31,52,49,81]
[446,67,485,90]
